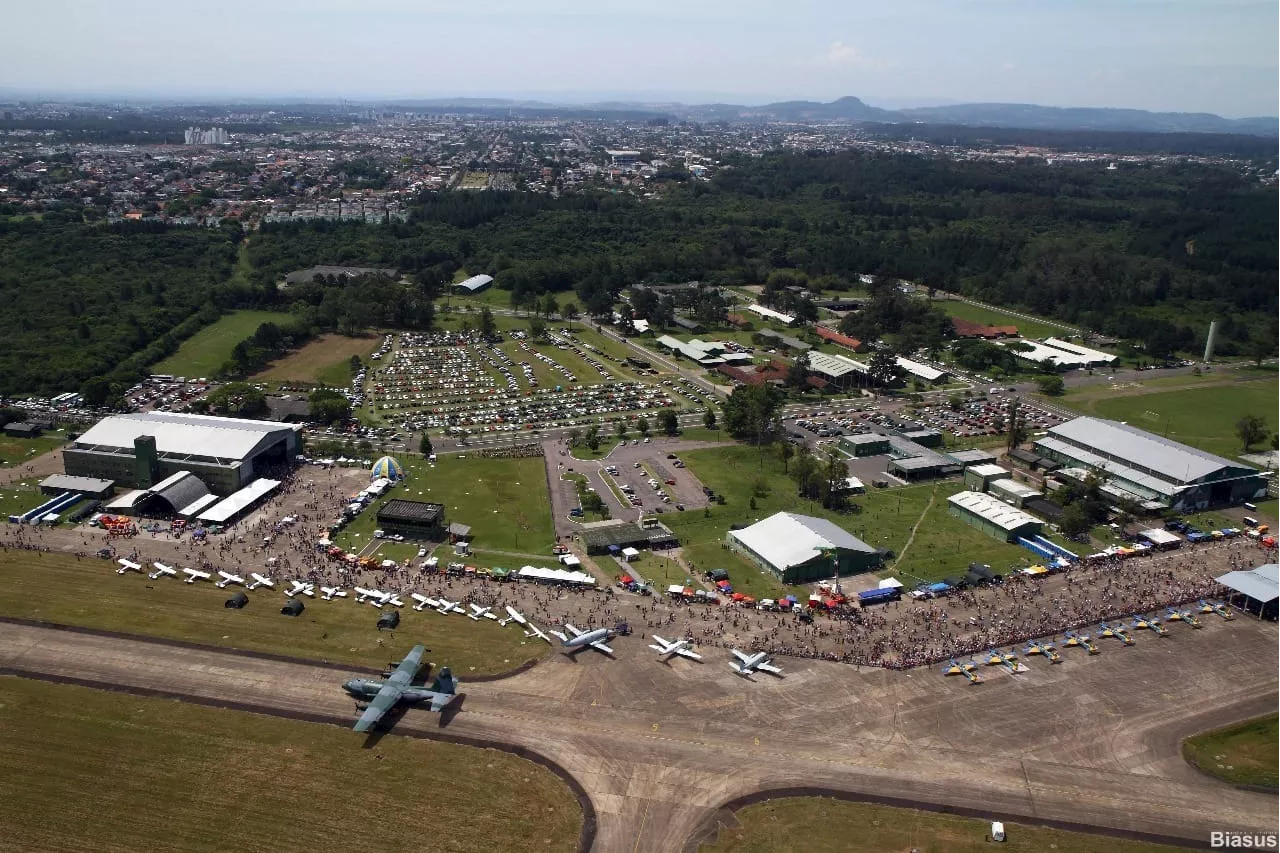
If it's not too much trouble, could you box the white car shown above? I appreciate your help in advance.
[417,547,427,558]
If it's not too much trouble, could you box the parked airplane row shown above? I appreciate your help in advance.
[942,604,1232,684]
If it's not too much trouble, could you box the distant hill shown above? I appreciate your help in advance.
[895,102,1278,136]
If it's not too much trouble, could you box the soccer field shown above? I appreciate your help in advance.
[0,677,582,853]
[154,310,294,378]
[0,551,542,674]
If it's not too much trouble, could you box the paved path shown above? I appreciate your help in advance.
[0,615,1275,853]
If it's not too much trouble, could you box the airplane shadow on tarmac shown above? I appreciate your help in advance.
[359,693,466,749]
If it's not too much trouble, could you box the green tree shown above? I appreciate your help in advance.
[582,491,604,513]
[542,293,560,319]
[1236,414,1268,451]
[479,306,496,339]
[867,350,904,388]
[1006,398,1028,451]
[636,417,650,438]
[1059,502,1093,539]
[308,388,352,424]
[79,376,112,408]
[703,408,717,431]
[1037,375,1066,396]
[786,355,809,389]
[529,315,547,340]
[563,302,579,330]
[584,424,600,452]
[206,382,268,418]
[419,433,433,457]
[616,420,628,442]
[660,409,680,436]
[776,440,795,473]
[723,384,782,444]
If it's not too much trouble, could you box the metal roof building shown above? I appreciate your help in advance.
[38,474,115,499]
[64,412,300,496]
[727,512,881,583]
[1215,563,1278,619]
[455,274,494,293]
[947,491,1044,542]
[1034,417,1266,511]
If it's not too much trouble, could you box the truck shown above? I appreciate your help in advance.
[857,587,901,607]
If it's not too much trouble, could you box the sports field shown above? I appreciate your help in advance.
[667,447,1028,593]
[252,333,382,386]
[0,551,542,674]
[154,310,294,378]
[1061,377,1278,461]
[1182,713,1279,790]
[0,677,582,853]
[936,299,1073,341]
[333,454,554,555]
[697,797,1187,853]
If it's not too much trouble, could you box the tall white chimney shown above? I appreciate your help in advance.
[1203,320,1219,363]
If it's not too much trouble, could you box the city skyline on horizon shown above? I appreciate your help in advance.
[2,0,1276,119]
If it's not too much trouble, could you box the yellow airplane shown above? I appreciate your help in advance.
[1098,622,1135,645]
[1063,630,1100,655]
[984,650,1020,674]
[941,658,983,684]
[1165,607,1202,629]
[1024,639,1062,663]
[1132,614,1169,637]
[1199,599,1234,620]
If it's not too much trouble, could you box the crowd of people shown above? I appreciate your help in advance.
[1,455,1273,673]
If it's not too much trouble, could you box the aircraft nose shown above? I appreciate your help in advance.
[342,679,359,693]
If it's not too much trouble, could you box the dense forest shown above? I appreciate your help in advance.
[1,149,1275,398]
[0,219,240,395]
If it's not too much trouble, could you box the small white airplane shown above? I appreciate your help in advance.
[468,604,498,621]
[499,605,526,627]
[549,623,614,656]
[183,568,212,584]
[730,649,783,677]
[148,562,177,580]
[383,592,405,608]
[320,586,347,601]
[116,559,143,575]
[436,599,465,615]
[286,580,315,598]
[649,635,703,662]
[216,570,246,589]
[524,623,553,644]
[247,573,275,590]
[410,593,440,612]
[353,586,381,605]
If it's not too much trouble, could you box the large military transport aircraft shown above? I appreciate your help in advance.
[342,645,458,732]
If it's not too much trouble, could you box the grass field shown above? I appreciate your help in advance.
[154,310,294,378]
[1182,713,1279,790]
[0,677,582,853]
[333,454,554,555]
[698,798,1187,853]
[252,333,382,386]
[0,551,542,674]
[935,299,1073,341]
[669,447,1030,592]
[0,431,66,466]
[1060,377,1279,462]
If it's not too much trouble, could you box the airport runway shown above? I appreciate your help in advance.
[1,617,1276,852]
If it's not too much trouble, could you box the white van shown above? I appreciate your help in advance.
[991,821,1006,842]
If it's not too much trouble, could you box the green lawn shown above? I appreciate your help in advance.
[1061,378,1279,462]
[0,551,541,675]
[0,478,43,518]
[0,431,67,466]
[155,309,294,378]
[670,446,1031,590]
[0,677,581,853]
[334,454,554,555]
[699,798,1187,853]
[622,551,699,591]
[935,299,1073,341]
[1183,714,1279,790]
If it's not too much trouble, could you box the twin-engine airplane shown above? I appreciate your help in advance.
[730,649,783,676]
[550,624,615,656]
[649,635,703,662]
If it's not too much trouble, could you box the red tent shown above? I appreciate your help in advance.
[618,574,633,585]
[731,592,746,602]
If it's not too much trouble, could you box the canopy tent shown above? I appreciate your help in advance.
[516,565,596,585]
[371,456,405,481]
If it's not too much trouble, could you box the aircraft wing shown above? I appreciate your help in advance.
[428,690,457,712]
[755,661,783,674]
[674,647,703,661]
[731,649,751,663]
[589,639,614,655]
[564,624,584,638]
[353,684,400,733]
[389,645,426,683]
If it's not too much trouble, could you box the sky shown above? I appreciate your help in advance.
[4,0,1277,117]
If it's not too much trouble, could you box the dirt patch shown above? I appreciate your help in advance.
[253,334,379,384]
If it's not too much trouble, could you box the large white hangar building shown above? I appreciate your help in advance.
[64,412,300,496]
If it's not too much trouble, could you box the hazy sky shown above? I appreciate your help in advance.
[4,0,1277,116]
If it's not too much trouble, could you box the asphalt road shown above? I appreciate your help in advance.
[1,613,1275,852]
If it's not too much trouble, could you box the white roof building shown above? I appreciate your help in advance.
[747,304,796,325]
[73,412,298,463]
[727,512,880,582]
[947,490,1044,540]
